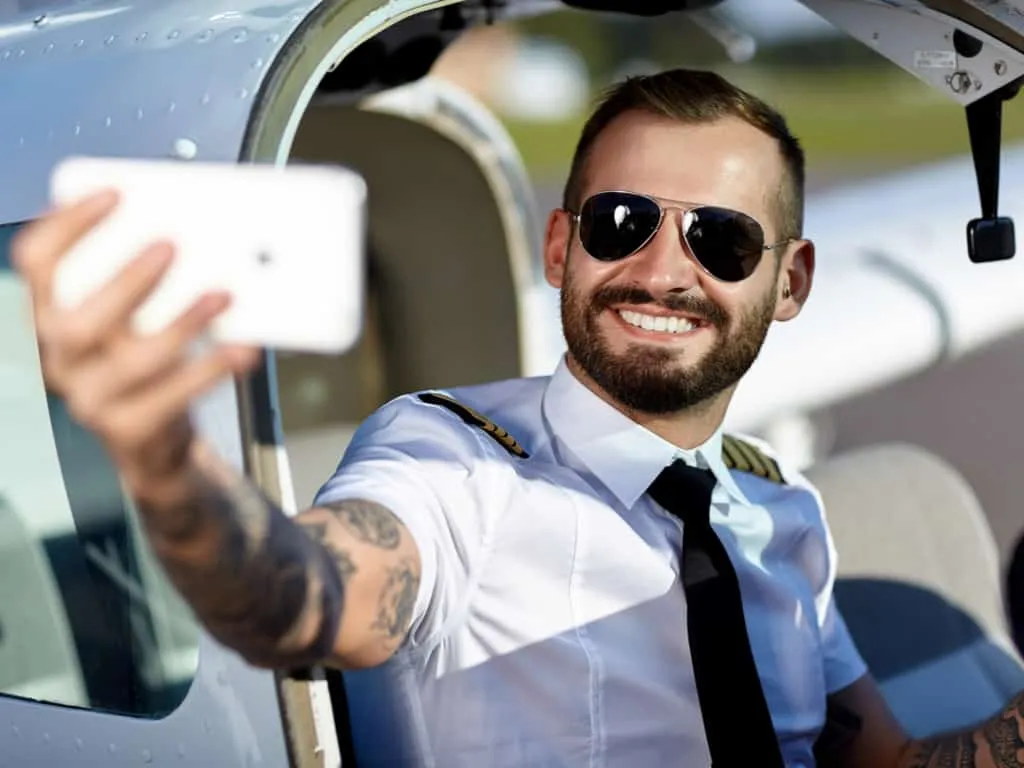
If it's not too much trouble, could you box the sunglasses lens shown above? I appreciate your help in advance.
[579,192,662,262]
[684,206,766,282]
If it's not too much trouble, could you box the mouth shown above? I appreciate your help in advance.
[613,308,707,337]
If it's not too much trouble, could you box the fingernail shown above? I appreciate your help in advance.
[222,345,260,371]
[202,291,232,314]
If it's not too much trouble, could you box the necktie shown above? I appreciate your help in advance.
[648,460,786,767]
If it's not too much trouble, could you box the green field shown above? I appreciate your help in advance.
[501,66,1024,182]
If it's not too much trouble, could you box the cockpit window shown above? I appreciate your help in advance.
[0,222,199,718]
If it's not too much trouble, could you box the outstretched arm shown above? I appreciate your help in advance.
[10,193,420,672]
[136,440,421,670]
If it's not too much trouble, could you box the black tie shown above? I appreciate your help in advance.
[648,460,785,768]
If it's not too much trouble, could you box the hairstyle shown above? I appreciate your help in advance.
[562,69,806,240]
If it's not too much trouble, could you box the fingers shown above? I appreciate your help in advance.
[11,189,119,305]
[62,292,236,425]
[37,241,175,366]
[100,344,260,453]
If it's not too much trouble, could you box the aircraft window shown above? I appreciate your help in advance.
[0,222,199,717]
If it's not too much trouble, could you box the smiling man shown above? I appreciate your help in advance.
[14,69,1024,767]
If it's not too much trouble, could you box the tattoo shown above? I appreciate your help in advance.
[903,692,1024,768]
[300,520,357,583]
[982,693,1024,767]
[905,733,977,768]
[371,558,419,640]
[320,499,402,549]
[136,462,350,669]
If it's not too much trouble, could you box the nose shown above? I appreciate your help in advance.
[624,208,701,295]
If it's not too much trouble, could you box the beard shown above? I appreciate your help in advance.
[560,266,777,416]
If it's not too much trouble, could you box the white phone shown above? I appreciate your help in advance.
[50,156,367,354]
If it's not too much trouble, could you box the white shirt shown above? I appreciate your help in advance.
[315,358,867,768]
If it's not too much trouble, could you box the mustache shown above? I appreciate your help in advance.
[591,285,729,327]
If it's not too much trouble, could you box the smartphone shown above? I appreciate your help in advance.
[50,156,367,354]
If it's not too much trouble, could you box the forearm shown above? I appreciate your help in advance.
[132,440,345,669]
[897,692,1024,768]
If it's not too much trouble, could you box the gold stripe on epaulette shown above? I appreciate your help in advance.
[722,435,784,484]
[721,435,752,474]
[417,392,529,459]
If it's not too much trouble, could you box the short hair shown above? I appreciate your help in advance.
[562,69,805,240]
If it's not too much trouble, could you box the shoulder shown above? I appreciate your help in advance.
[345,376,546,464]
[722,431,824,505]
[721,432,787,485]
[430,375,549,458]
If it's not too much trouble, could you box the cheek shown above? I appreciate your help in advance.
[699,276,745,313]
[700,276,774,327]
[566,254,622,296]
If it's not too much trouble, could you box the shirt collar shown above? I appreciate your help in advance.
[541,357,748,509]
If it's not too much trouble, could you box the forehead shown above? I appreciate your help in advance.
[580,111,783,227]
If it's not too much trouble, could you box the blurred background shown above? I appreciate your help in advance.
[427,0,1024,578]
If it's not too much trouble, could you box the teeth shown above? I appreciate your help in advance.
[619,310,696,334]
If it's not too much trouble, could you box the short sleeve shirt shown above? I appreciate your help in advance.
[314,358,867,768]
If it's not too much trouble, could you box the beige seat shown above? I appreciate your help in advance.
[279,75,541,508]
[806,443,1024,736]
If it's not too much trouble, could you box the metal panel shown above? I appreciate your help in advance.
[799,0,1024,104]
[0,0,322,224]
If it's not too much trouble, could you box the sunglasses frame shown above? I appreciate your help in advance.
[565,190,795,282]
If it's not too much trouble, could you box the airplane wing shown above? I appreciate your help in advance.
[728,144,1024,431]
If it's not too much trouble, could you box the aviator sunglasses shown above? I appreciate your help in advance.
[568,191,793,283]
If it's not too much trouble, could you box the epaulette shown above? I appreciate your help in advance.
[721,434,785,484]
[417,392,529,459]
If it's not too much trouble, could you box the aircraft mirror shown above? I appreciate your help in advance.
[955,29,1021,263]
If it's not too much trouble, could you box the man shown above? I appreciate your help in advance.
[13,69,1024,766]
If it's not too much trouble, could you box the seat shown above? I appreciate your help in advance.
[806,443,1024,736]
[280,75,542,508]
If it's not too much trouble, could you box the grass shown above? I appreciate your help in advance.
[500,66,1024,182]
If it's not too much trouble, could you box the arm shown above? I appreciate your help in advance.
[10,195,444,671]
[136,440,420,670]
[900,692,1024,768]
[817,674,1024,768]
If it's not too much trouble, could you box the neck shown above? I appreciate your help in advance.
[565,355,735,450]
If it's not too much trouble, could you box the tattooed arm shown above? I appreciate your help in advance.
[815,674,1024,768]
[135,440,421,670]
[896,692,1024,768]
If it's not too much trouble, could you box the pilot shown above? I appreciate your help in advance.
[13,68,1022,767]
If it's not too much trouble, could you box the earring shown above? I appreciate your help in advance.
[782,285,791,299]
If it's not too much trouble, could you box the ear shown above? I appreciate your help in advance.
[774,238,815,322]
[544,208,573,290]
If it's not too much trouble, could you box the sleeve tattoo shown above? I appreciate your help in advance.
[901,692,1024,768]
[137,466,417,669]
[317,499,420,647]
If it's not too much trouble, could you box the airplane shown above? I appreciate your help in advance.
[4,0,1024,765]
